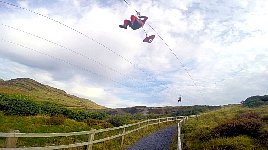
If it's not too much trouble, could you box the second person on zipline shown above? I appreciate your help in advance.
[119,14,148,30]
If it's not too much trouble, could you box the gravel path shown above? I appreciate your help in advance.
[125,125,177,150]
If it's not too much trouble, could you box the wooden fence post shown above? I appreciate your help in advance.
[158,118,160,128]
[87,129,96,150]
[177,123,181,150]
[121,125,126,147]
[5,130,20,148]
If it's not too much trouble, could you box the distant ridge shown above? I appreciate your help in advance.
[0,78,105,109]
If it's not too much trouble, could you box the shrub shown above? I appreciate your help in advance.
[238,111,260,118]
[197,127,214,141]
[85,119,112,128]
[47,115,66,125]
[261,115,268,122]
[108,115,130,127]
[0,93,110,122]
[212,112,262,138]
[0,94,41,116]
[258,129,268,147]
[88,112,108,120]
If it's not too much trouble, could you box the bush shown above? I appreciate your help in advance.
[211,112,262,138]
[85,119,112,128]
[0,94,41,116]
[197,127,214,141]
[108,115,130,127]
[47,115,66,125]
[258,129,268,147]
[88,112,108,120]
[0,93,110,122]
[261,115,268,122]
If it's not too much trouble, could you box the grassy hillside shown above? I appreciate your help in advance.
[0,78,105,109]
[0,110,176,149]
[182,105,268,150]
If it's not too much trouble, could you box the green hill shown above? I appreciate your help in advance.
[0,78,105,109]
[183,104,268,149]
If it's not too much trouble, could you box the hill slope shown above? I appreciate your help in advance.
[0,78,105,109]
[183,105,268,149]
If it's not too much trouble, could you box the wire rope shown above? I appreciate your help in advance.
[0,24,144,84]
[0,0,158,83]
[122,0,204,100]
[0,38,132,87]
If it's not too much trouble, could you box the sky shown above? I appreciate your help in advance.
[0,0,268,108]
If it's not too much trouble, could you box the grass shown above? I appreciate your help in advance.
[181,105,268,150]
[0,78,105,109]
[0,111,177,149]
[0,112,91,147]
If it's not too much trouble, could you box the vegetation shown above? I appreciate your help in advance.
[0,90,179,149]
[241,95,268,107]
[182,105,268,149]
[172,105,220,116]
[4,77,267,149]
[0,110,177,149]
[0,78,105,109]
[0,111,91,147]
[0,93,108,121]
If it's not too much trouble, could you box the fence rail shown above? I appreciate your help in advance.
[177,115,199,150]
[0,116,187,149]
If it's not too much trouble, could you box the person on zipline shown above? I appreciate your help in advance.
[119,14,148,30]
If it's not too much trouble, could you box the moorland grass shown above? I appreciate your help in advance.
[181,105,268,150]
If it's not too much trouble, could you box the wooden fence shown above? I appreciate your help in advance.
[177,115,199,150]
[0,116,187,149]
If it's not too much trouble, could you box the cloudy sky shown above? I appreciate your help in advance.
[0,0,267,108]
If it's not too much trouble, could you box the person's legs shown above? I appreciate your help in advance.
[124,20,131,26]
[119,20,131,29]
[119,15,138,29]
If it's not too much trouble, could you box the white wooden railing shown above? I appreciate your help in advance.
[0,116,187,149]
[177,115,199,150]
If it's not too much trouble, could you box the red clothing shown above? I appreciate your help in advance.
[122,15,148,30]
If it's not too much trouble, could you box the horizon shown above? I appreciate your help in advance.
[0,77,244,108]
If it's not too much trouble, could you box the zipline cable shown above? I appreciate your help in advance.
[122,0,202,94]
[0,0,198,102]
[0,0,158,84]
[0,23,155,89]
[122,0,206,105]
[0,38,133,88]
[123,0,149,37]
[1,24,133,82]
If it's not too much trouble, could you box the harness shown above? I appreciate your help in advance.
[131,19,144,30]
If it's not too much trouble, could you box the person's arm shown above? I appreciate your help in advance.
[139,16,148,22]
